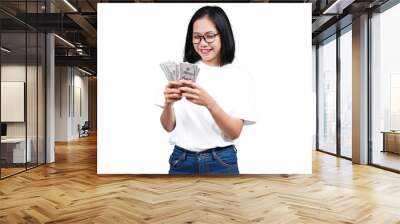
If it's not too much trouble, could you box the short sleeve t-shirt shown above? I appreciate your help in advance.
[155,61,257,152]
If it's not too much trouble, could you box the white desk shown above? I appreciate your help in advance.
[1,138,32,163]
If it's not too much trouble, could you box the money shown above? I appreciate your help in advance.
[160,61,200,82]
[180,62,198,82]
[159,61,176,81]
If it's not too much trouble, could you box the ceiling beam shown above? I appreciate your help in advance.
[55,55,96,71]
[67,13,97,39]
[312,15,335,33]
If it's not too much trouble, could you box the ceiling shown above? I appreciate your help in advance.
[0,0,393,75]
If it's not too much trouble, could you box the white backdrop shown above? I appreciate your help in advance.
[98,3,312,174]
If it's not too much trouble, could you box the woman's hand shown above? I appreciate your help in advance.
[179,80,217,109]
[164,81,183,107]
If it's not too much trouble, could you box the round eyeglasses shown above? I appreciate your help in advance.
[192,32,220,44]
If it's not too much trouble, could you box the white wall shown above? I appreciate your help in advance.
[55,66,69,141]
[55,67,89,141]
[72,70,89,136]
[1,64,46,163]
[1,65,39,138]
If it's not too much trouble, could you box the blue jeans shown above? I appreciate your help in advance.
[168,145,239,175]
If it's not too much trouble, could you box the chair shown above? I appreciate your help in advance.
[79,121,90,138]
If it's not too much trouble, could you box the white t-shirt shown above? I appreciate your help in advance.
[155,61,257,152]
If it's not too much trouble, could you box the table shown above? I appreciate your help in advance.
[1,138,32,163]
[381,131,400,154]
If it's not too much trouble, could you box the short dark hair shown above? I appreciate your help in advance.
[183,6,235,66]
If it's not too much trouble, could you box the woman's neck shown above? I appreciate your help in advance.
[202,58,221,67]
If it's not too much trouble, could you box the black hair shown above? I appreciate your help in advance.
[183,6,235,66]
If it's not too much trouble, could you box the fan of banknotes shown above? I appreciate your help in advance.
[160,61,200,82]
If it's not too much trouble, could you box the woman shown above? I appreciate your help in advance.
[159,6,256,175]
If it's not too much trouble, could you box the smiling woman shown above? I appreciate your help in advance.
[192,19,221,66]
[157,6,257,175]
[98,3,312,174]
[184,6,235,67]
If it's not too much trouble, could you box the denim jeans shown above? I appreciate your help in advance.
[168,145,239,175]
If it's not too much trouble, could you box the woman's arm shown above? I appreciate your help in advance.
[206,101,244,140]
[160,81,182,132]
[179,80,244,140]
[160,103,176,132]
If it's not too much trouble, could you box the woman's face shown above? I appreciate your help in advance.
[192,16,221,66]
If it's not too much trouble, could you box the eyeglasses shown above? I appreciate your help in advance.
[192,32,220,44]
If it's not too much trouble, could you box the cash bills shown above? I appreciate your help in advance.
[160,61,200,82]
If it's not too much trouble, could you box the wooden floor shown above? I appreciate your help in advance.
[1,162,45,178]
[1,134,400,223]
[0,167,26,178]
[373,150,400,171]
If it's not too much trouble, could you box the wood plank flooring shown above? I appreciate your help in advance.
[372,151,400,171]
[1,134,400,223]
[0,167,26,178]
